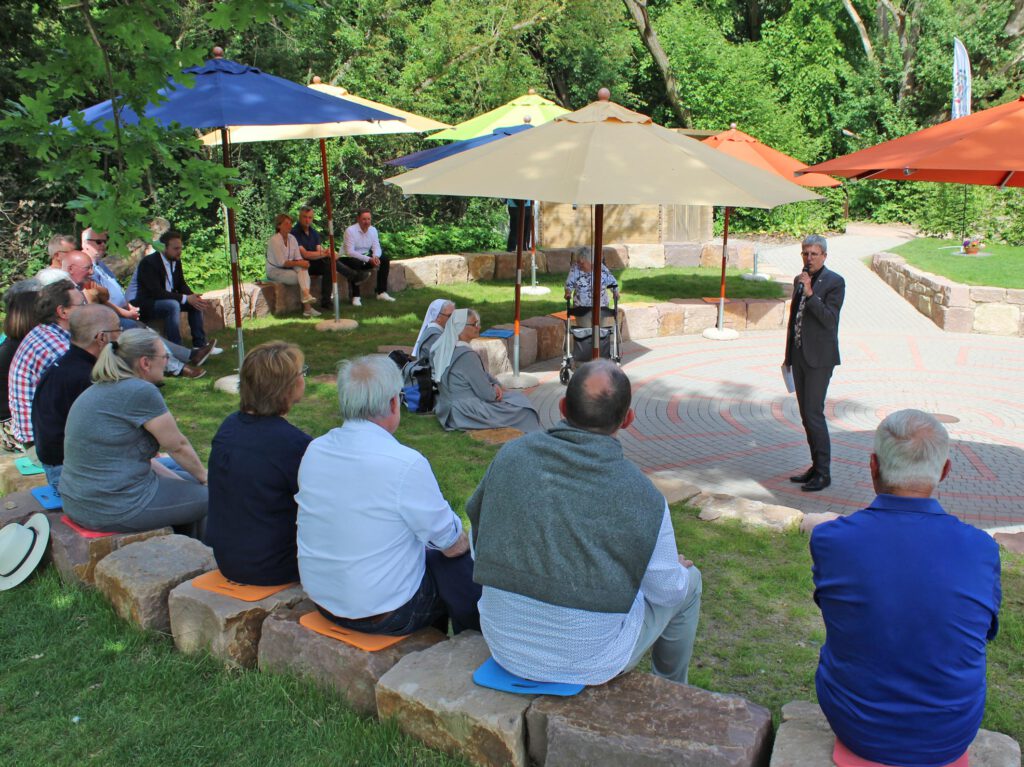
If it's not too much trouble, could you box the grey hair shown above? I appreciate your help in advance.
[299,205,315,215]
[802,234,828,253]
[337,354,403,421]
[874,409,950,491]
[92,328,162,383]
[576,245,593,263]
[47,234,76,258]
[466,308,480,325]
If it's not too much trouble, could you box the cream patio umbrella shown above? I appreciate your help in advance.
[386,93,818,381]
[201,77,449,324]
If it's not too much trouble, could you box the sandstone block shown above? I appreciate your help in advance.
[916,294,933,317]
[0,490,46,529]
[436,255,469,285]
[465,253,496,281]
[722,300,748,329]
[626,244,665,269]
[945,284,972,307]
[0,460,48,495]
[771,701,1021,767]
[657,303,687,336]
[734,241,756,271]
[665,242,702,267]
[934,305,974,333]
[94,535,215,631]
[602,244,629,269]
[700,241,738,269]
[386,262,407,294]
[469,338,513,377]
[543,248,574,274]
[800,512,841,535]
[376,631,535,767]
[168,581,306,668]
[259,605,445,717]
[494,325,538,369]
[671,299,720,334]
[1005,288,1024,305]
[695,493,803,531]
[524,249,547,275]
[50,517,172,587]
[646,471,702,504]
[522,315,565,361]
[401,257,440,288]
[994,531,1024,555]
[970,286,1006,303]
[973,303,1020,335]
[620,304,660,341]
[527,671,772,767]
[745,299,786,330]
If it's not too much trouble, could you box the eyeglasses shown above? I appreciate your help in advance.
[97,329,122,336]
[466,322,480,328]
[800,250,824,257]
[88,238,108,245]
[146,353,170,362]
[68,300,88,307]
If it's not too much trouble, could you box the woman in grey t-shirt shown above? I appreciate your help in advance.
[60,328,208,537]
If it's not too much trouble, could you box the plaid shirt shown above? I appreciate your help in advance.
[9,323,70,443]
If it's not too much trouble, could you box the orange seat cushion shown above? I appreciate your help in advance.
[298,610,409,651]
[833,739,969,767]
[60,515,116,539]
[191,569,297,602]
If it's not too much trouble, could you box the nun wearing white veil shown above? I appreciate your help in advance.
[429,309,541,434]
[412,299,455,360]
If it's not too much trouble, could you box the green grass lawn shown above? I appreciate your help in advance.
[890,238,1024,288]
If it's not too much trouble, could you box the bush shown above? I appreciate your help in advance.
[718,189,846,236]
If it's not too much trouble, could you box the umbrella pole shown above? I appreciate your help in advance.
[499,202,537,389]
[592,204,604,360]
[521,200,550,296]
[222,129,244,369]
[702,206,739,341]
[320,138,341,321]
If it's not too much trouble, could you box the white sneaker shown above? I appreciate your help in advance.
[303,305,322,317]
[352,297,362,307]
[377,291,396,302]
[209,343,224,356]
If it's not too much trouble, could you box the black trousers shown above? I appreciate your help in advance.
[306,258,334,307]
[339,256,389,297]
[506,205,533,252]
[791,345,834,476]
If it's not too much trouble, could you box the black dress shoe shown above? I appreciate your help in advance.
[789,468,816,483]
[801,474,831,492]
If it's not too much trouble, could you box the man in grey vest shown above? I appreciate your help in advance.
[467,359,702,685]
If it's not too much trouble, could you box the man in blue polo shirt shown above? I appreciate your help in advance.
[811,409,1001,767]
[291,206,334,310]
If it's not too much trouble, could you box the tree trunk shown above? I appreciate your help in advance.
[1006,0,1024,36]
[841,0,875,62]
[622,0,691,127]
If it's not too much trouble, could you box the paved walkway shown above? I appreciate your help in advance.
[525,224,1024,530]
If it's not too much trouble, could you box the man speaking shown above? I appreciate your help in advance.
[784,234,845,492]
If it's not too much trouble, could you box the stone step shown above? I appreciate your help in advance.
[0,489,47,530]
[257,604,445,718]
[770,701,1021,767]
[375,631,536,767]
[168,580,307,669]
[49,514,172,587]
[94,535,215,632]
[526,672,773,767]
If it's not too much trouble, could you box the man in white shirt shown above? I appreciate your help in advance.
[296,354,480,636]
[341,209,395,306]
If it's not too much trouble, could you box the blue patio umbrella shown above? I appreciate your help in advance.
[386,124,532,168]
[63,49,398,369]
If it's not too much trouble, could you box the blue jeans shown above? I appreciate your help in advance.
[144,299,206,348]
[41,463,63,494]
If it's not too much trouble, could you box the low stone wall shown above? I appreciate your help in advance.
[872,253,1024,336]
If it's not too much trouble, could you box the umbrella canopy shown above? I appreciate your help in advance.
[62,58,395,130]
[802,95,1024,187]
[197,77,448,145]
[426,90,569,142]
[387,99,819,207]
[386,124,532,168]
[703,127,840,188]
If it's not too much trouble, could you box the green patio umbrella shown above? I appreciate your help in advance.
[426,89,568,141]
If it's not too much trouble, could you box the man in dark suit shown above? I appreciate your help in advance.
[135,230,213,361]
[784,234,845,492]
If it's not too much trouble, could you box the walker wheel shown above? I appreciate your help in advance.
[559,367,571,385]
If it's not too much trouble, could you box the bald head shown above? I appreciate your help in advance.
[563,359,632,435]
[61,251,94,288]
[70,303,118,349]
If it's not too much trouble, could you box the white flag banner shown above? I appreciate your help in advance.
[952,37,972,119]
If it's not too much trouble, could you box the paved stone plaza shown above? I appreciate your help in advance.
[527,224,1024,530]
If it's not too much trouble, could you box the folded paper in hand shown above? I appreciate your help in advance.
[781,365,795,394]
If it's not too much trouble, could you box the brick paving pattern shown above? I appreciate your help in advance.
[524,225,1024,530]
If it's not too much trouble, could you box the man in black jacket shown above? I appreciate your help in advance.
[784,234,845,492]
[135,230,212,358]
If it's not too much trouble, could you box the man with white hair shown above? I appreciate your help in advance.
[296,354,480,636]
[34,235,77,286]
[811,409,1001,766]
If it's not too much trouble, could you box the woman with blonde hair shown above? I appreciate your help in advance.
[205,341,312,585]
[59,328,208,537]
[266,213,320,318]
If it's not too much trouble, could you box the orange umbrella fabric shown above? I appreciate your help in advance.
[803,95,1024,187]
[703,127,840,188]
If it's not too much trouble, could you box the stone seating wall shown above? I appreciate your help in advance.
[872,253,1024,336]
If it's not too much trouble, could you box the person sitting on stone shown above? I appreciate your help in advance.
[811,409,1001,766]
[60,250,95,291]
[31,304,120,492]
[266,213,321,318]
[341,208,395,306]
[59,328,208,538]
[205,342,311,586]
[296,354,480,636]
[412,299,455,360]
[430,309,541,434]
[8,281,85,446]
[0,291,42,452]
[291,206,335,312]
[564,245,619,308]
[467,359,702,685]
[34,234,77,286]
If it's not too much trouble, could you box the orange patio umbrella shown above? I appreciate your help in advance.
[699,126,837,338]
[801,95,1024,186]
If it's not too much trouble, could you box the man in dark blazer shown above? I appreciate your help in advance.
[135,230,212,360]
[784,234,845,492]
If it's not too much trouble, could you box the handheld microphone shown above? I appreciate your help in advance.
[796,263,810,295]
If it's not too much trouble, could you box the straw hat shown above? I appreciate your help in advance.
[0,513,50,590]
